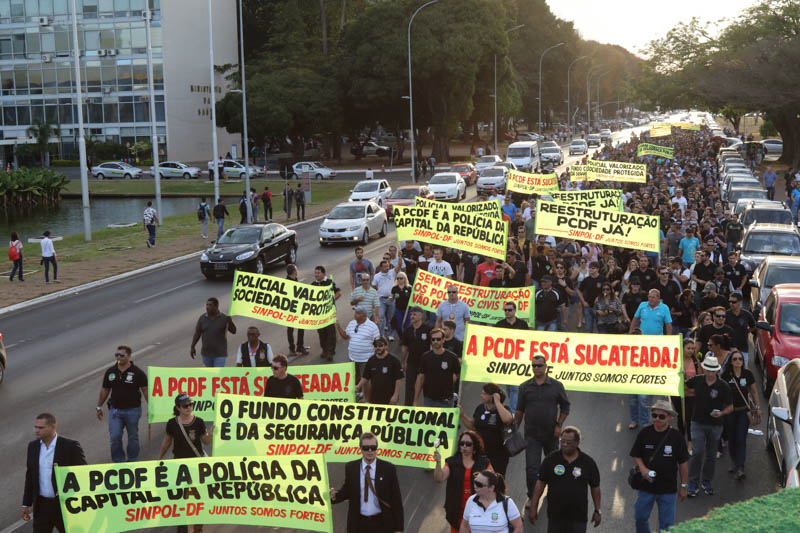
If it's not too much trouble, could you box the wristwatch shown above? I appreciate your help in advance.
[593,509,601,515]
[680,483,688,488]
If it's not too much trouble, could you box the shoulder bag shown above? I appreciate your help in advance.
[628,429,670,490]
[502,422,527,457]
[176,417,206,457]
[732,374,761,426]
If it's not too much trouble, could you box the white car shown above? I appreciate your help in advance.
[319,201,388,246]
[476,166,509,195]
[206,159,259,179]
[540,146,564,166]
[348,179,392,206]
[149,161,202,179]
[474,155,504,172]
[762,139,783,155]
[569,139,588,155]
[291,161,337,180]
[427,172,466,201]
[91,161,143,180]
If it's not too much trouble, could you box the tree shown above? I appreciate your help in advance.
[26,120,60,168]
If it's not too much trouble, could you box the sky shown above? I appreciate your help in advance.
[546,0,759,56]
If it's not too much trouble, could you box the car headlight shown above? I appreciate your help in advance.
[235,251,255,261]
[346,225,362,231]
[772,355,790,368]
[200,252,209,262]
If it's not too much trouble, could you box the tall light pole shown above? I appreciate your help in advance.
[595,71,610,124]
[71,0,90,240]
[538,42,563,136]
[237,0,252,221]
[407,0,438,183]
[144,4,162,225]
[207,0,220,205]
[494,24,524,154]
[567,55,589,138]
[585,65,604,133]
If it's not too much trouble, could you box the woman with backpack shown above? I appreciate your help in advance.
[9,231,23,281]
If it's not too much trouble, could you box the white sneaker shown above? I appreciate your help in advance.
[388,336,395,342]
[146,241,152,248]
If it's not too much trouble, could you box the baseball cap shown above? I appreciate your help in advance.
[352,305,367,314]
[175,393,192,407]
[409,306,424,314]
[630,277,641,285]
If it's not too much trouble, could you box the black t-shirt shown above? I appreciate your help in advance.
[693,261,715,284]
[553,276,573,304]
[263,374,304,399]
[489,277,509,288]
[391,285,412,311]
[686,375,732,425]
[535,289,562,323]
[579,275,605,306]
[622,291,646,320]
[495,318,530,330]
[443,250,461,275]
[651,280,681,310]
[401,247,420,281]
[538,450,600,521]
[444,338,463,358]
[166,416,207,459]
[725,309,755,352]
[419,350,460,401]
[507,261,527,287]
[721,369,756,409]
[699,294,727,313]
[311,277,341,301]
[726,221,744,244]
[363,354,404,404]
[636,268,657,288]
[629,426,689,494]
[472,403,509,461]
[101,362,148,409]
[696,323,735,354]
[401,323,432,369]
[723,262,747,289]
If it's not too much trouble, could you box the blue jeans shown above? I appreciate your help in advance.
[506,385,519,412]
[202,355,227,367]
[263,202,272,220]
[423,397,451,408]
[378,296,395,338]
[536,319,559,331]
[43,256,57,281]
[394,308,411,337]
[725,410,750,468]
[146,224,156,245]
[251,203,259,222]
[634,490,677,533]
[629,394,651,426]
[216,218,225,239]
[10,256,23,280]
[201,217,209,237]
[583,306,596,333]
[689,422,724,485]
[109,406,141,462]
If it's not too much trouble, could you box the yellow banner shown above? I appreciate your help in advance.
[394,205,508,260]
[548,189,623,211]
[229,272,336,329]
[213,394,459,469]
[586,159,647,183]
[637,143,674,159]
[409,269,535,325]
[569,164,588,181]
[649,126,671,138]
[507,169,559,194]
[673,122,700,131]
[460,323,683,396]
[415,196,502,219]
[147,364,356,423]
[533,200,661,252]
[55,456,333,533]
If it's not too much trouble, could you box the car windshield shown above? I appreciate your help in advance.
[743,210,794,226]
[743,233,800,255]
[328,206,365,219]
[450,165,469,172]
[541,142,558,149]
[390,188,419,199]
[542,147,560,154]
[430,175,456,184]
[570,141,584,146]
[480,168,505,178]
[218,228,260,244]
[507,148,530,157]
[478,156,497,163]
[588,134,600,139]
[779,304,800,336]
[353,182,379,192]
[312,161,324,167]
[729,190,767,203]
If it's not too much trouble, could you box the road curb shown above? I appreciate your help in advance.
[0,214,327,318]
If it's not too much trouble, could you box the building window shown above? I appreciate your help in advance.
[119,100,133,122]
[25,0,39,16]
[4,106,17,125]
[16,105,30,125]
[59,103,72,123]
[103,102,118,122]
[40,0,54,16]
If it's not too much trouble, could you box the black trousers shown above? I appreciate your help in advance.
[404,364,419,406]
[33,496,65,533]
[548,518,587,533]
[355,513,390,533]
[287,327,305,353]
[317,324,337,356]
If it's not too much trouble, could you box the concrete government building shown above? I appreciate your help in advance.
[0,0,239,164]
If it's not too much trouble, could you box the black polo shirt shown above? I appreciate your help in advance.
[102,362,148,409]
[419,349,460,401]
[636,267,657,287]
[629,426,688,494]
[578,275,605,306]
[263,374,304,399]
[723,262,747,289]
[310,276,341,302]
[726,309,755,352]
[686,375,731,425]
[538,449,600,521]
[363,353,404,404]
[622,291,646,320]
[651,280,681,310]
[535,288,561,323]
[401,323,432,369]
[495,318,530,330]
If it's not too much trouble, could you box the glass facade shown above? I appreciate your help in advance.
[0,0,166,157]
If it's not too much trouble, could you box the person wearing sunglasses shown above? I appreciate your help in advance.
[460,384,513,476]
[97,345,148,462]
[158,393,212,467]
[357,337,403,405]
[630,400,689,533]
[435,285,471,342]
[331,432,404,533]
[460,470,522,533]
[433,430,492,533]
[695,306,734,355]
[262,354,304,399]
[594,283,625,334]
[414,329,460,408]
[720,349,760,480]
[724,293,755,369]
[529,426,601,531]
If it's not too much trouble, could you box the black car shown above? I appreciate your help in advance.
[200,223,297,279]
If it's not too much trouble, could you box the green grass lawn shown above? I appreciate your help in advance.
[671,487,796,533]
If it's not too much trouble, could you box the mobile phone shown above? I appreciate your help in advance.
[711,409,721,415]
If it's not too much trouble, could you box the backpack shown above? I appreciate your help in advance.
[197,203,207,221]
[8,242,19,261]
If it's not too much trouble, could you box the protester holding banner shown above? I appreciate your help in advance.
[190,297,237,367]
[284,264,310,357]
[262,354,304,399]
[311,265,342,361]
[157,393,212,462]
[358,336,403,405]
[460,384,513,475]
[235,326,273,367]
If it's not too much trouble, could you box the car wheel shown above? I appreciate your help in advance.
[286,245,297,265]
[96,173,105,180]
[361,229,370,245]
[315,173,323,181]
[239,173,245,180]
[379,221,387,237]
[124,173,132,180]
[0,361,4,384]
[290,173,298,180]
[203,271,216,280]
[254,256,266,274]
[319,240,328,247]
[158,172,167,180]
[183,172,192,180]
[765,409,774,452]
[762,364,774,399]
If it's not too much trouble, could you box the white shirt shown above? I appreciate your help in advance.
[359,459,382,516]
[235,343,274,366]
[345,319,380,363]
[462,494,520,533]
[672,195,687,215]
[39,435,58,498]
[427,259,454,278]
[40,237,55,258]
[365,169,374,180]
[372,270,397,298]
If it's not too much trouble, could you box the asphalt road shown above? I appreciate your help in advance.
[0,119,782,533]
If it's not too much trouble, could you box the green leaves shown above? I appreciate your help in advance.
[0,168,70,211]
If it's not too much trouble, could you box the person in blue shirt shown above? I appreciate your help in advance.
[630,288,673,336]
[678,228,700,268]
[792,180,800,224]
[763,167,777,200]
[501,196,519,219]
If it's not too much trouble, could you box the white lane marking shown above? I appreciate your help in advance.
[0,520,27,533]
[133,279,202,303]
[46,344,159,393]
[5,343,17,349]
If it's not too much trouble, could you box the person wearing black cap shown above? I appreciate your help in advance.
[158,394,212,460]
[622,277,646,324]
[358,336,404,405]
[263,354,304,399]
[535,275,564,332]
[414,328,460,408]
[699,282,726,312]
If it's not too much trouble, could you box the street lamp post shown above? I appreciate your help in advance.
[70,0,91,240]
[595,71,610,123]
[407,0,438,183]
[538,42,564,137]
[493,24,524,154]
[144,5,162,226]
[237,0,252,221]
[585,65,604,133]
[567,55,589,138]
[207,0,220,205]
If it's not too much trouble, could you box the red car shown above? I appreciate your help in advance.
[449,163,478,185]
[384,185,434,219]
[755,284,800,398]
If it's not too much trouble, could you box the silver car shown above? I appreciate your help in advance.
[767,358,800,487]
[91,161,143,180]
[150,161,202,179]
[318,201,388,246]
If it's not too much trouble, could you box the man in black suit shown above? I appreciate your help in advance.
[235,326,273,367]
[22,413,87,532]
[331,432,404,533]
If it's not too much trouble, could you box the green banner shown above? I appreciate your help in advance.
[415,196,502,219]
[213,394,459,469]
[229,271,336,329]
[548,189,623,211]
[637,143,674,159]
[54,455,333,533]
[394,204,508,260]
[409,269,535,325]
[147,364,356,423]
